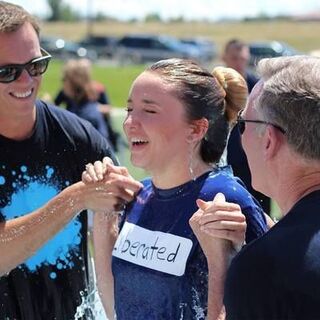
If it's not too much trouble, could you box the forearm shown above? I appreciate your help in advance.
[207,266,226,320]
[0,182,86,275]
[94,213,118,320]
[206,242,231,320]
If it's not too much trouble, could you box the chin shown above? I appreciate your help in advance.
[130,156,147,170]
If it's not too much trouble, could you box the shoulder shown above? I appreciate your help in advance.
[202,167,252,203]
[36,100,115,161]
[203,167,268,241]
[37,99,99,132]
[37,99,80,120]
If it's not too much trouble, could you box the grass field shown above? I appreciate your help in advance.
[40,60,145,107]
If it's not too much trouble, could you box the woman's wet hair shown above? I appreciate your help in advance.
[147,58,248,163]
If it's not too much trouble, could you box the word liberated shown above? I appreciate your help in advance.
[113,222,193,276]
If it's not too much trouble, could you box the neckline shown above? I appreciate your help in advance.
[152,170,212,199]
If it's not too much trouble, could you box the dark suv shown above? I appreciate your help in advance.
[249,41,300,66]
[115,34,202,64]
[79,35,118,58]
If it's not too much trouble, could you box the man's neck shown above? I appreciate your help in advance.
[275,169,320,216]
[0,111,36,141]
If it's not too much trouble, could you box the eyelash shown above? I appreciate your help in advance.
[125,107,156,114]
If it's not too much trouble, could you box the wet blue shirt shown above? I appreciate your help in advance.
[112,168,267,320]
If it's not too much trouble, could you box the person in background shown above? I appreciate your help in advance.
[222,39,258,92]
[0,1,138,319]
[55,58,120,151]
[193,55,320,319]
[223,38,271,215]
[55,59,109,138]
[83,58,268,320]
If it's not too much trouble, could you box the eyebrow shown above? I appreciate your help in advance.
[127,98,160,106]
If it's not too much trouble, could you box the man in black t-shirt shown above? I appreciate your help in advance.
[0,2,142,319]
[195,55,320,319]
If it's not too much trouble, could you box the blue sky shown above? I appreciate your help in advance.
[8,0,320,21]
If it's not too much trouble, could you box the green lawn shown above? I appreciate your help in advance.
[40,59,145,107]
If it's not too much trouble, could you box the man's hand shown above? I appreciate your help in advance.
[81,157,143,214]
[190,193,246,261]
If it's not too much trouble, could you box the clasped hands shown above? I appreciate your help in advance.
[190,193,247,263]
[81,157,143,215]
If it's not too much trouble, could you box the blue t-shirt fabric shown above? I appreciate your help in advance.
[224,190,320,320]
[112,167,267,320]
[0,100,115,320]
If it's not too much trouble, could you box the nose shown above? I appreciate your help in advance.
[123,110,141,133]
[16,68,33,83]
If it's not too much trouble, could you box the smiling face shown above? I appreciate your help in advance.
[0,22,42,123]
[123,71,195,180]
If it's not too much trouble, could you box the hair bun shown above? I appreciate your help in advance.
[212,66,248,123]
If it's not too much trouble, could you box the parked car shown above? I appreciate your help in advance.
[249,41,300,66]
[79,35,118,58]
[115,34,203,64]
[40,36,97,61]
[180,37,217,62]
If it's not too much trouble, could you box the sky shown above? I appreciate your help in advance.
[7,0,320,21]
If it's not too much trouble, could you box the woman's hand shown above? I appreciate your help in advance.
[81,157,143,214]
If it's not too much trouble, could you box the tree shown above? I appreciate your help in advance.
[144,13,162,22]
[47,0,79,21]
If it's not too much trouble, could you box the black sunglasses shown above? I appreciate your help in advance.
[237,110,286,135]
[0,48,51,83]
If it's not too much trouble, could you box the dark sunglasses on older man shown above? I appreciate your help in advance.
[0,48,51,83]
[237,109,286,135]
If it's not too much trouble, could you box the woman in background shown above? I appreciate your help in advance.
[55,59,116,148]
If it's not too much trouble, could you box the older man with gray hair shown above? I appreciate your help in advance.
[192,55,320,319]
[226,54,320,319]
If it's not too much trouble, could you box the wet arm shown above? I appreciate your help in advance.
[0,182,87,276]
[93,212,118,320]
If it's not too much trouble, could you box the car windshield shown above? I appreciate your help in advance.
[159,36,182,50]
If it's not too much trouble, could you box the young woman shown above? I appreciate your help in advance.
[84,59,268,320]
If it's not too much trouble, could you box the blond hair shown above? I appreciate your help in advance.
[212,66,248,123]
[62,59,98,105]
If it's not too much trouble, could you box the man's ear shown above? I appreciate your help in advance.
[263,126,283,160]
[186,118,209,143]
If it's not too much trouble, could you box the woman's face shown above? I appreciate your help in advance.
[123,71,193,175]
